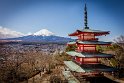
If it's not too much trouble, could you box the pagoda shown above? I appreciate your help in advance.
[64,4,116,77]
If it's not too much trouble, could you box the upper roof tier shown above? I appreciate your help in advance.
[69,29,110,36]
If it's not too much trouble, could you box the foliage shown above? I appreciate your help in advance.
[96,45,104,52]
[0,43,64,82]
[65,45,77,51]
[105,44,120,51]
[54,52,71,64]
[114,35,124,48]
[103,35,124,68]
[109,58,119,67]
[50,75,68,83]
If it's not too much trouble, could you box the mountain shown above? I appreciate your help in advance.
[33,29,54,36]
[7,35,72,43]
[1,28,72,43]
[0,26,24,39]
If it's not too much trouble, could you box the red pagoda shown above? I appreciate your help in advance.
[64,4,116,77]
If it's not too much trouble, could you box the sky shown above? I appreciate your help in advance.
[0,0,124,41]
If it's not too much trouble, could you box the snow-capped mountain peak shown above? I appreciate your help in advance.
[33,29,54,36]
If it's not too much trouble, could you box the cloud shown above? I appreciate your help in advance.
[0,26,24,39]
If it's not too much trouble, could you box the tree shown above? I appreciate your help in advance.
[96,45,104,52]
[66,45,77,51]
[114,35,124,49]
[114,35,124,68]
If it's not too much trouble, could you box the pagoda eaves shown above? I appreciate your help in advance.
[69,29,109,36]
[67,41,111,45]
[64,61,117,73]
[66,51,114,58]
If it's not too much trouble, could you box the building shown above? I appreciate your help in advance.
[64,4,116,77]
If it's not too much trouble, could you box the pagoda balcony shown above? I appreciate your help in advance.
[75,49,97,53]
[80,38,98,41]
[75,49,82,52]
[73,59,100,65]
[83,50,97,53]
[76,38,98,41]
[66,51,114,58]
[71,60,101,69]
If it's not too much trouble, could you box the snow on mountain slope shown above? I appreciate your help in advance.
[0,26,24,39]
[33,29,54,36]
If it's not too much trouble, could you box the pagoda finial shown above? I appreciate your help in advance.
[84,3,89,29]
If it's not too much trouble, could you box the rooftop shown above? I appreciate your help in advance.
[69,29,109,36]
[66,51,113,58]
[67,41,111,45]
[80,64,117,72]
[64,61,85,72]
[64,61,117,73]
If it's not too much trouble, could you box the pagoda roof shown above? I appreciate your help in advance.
[67,41,111,45]
[80,63,117,72]
[78,41,111,45]
[64,61,117,73]
[69,29,109,36]
[67,41,76,45]
[66,51,113,58]
[64,61,85,72]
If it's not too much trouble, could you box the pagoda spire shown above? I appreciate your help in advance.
[84,3,89,29]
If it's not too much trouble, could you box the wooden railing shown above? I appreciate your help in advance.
[75,49,97,53]
[78,38,98,41]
